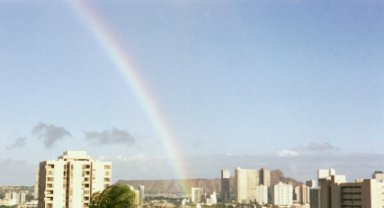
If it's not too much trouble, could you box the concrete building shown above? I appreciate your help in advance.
[318,169,346,208]
[255,185,268,205]
[221,169,231,202]
[272,182,293,207]
[318,169,384,208]
[294,185,310,205]
[259,168,271,187]
[37,151,112,208]
[235,167,259,203]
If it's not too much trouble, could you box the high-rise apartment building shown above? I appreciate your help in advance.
[221,169,231,202]
[294,185,310,204]
[259,168,271,187]
[235,167,259,203]
[272,182,293,207]
[255,185,268,205]
[37,151,112,208]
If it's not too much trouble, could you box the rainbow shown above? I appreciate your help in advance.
[68,1,189,193]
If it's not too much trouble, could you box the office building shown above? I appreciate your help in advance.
[235,167,259,203]
[37,151,112,208]
[318,169,384,208]
[309,188,320,208]
[221,169,231,202]
[259,168,271,186]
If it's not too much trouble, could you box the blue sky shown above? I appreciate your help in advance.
[0,0,384,184]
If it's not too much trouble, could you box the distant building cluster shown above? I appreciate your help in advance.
[190,187,217,206]
[220,167,384,208]
[0,190,28,207]
[6,150,384,208]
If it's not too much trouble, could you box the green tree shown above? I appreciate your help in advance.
[90,184,136,208]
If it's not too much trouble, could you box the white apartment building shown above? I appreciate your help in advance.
[37,151,112,208]
[272,182,293,207]
[255,185,268,205]
[235,167,259,203]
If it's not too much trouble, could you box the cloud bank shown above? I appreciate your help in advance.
[7,137,27,150]
[84,128,135,145]
[32,122,71,148]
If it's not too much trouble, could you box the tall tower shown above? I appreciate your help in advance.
[259,168,270,186]
[221,169,230,202]
[37,151,112,208]
[235,167,259,203]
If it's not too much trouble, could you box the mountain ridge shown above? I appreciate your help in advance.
[116,169,302,194]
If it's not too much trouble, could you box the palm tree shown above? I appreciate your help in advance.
[90,184,136,208]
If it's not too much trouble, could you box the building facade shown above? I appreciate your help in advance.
[37,151,112,208]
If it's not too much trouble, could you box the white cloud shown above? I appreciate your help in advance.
[276,149,299,157]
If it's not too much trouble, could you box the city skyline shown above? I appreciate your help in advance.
[1,0,384,185]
